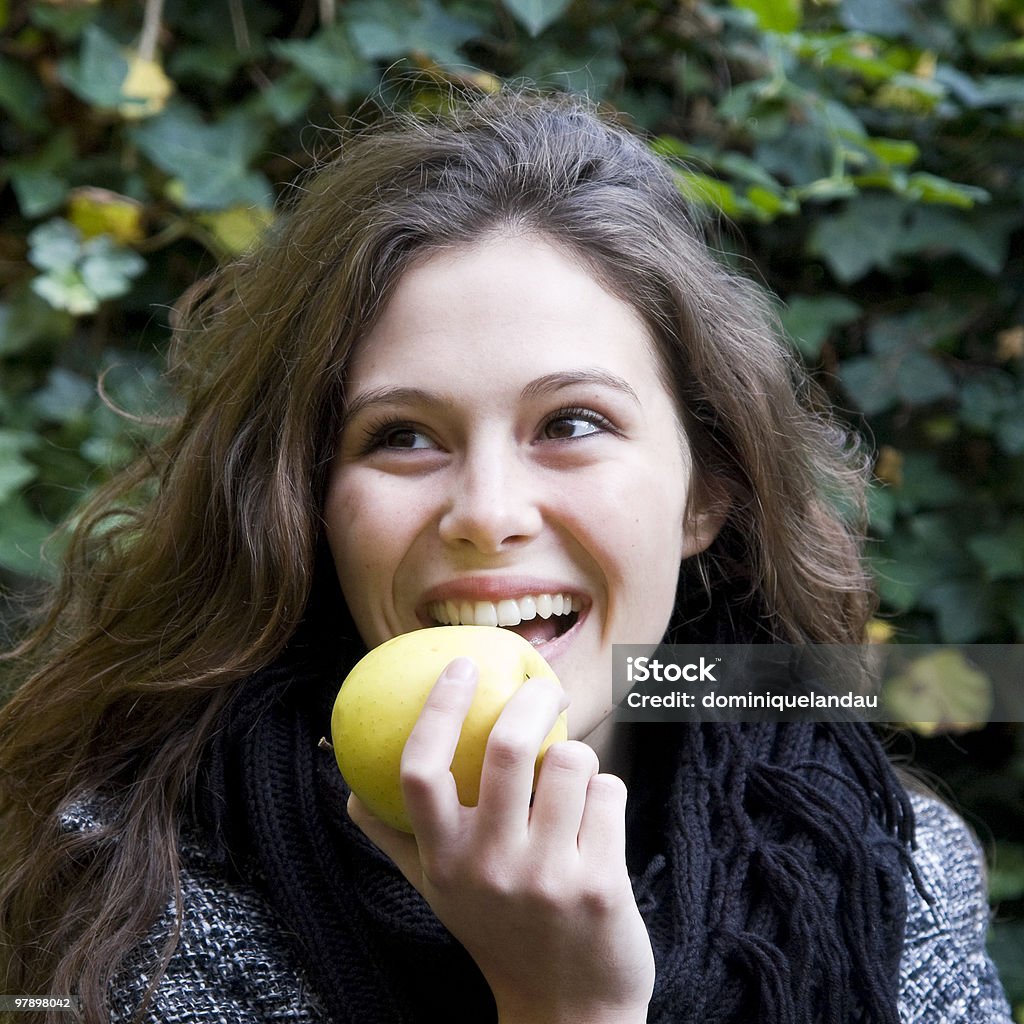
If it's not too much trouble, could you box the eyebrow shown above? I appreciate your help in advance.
[521,370,640,406]
[342,369,641,425]
[341,386,446,427]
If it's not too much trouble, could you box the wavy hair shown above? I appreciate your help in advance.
[0,89,873,1022]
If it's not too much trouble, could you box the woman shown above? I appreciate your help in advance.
[0,90,1012,1024]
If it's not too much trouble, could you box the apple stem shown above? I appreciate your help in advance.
[317,736,334,753]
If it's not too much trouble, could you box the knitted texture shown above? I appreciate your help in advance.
[182,650,915,1024]
[60,789,1013,1023]
[626,721,915,1023]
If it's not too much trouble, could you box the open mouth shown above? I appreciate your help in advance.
[426,592,582,646]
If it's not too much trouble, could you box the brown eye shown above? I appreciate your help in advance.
[384,427,429,449]
[358,420,436,454]
[542,408,610,441]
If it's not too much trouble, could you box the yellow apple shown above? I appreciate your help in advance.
[331,625,567,832]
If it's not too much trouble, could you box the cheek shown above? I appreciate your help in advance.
[324,472,404,599]
[568,457,689,594]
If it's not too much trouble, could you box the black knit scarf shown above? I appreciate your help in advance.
[194,637,916,1024]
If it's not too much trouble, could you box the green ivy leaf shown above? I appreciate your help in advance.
[271,24,373,103]
[899,205,1015,275]
[840,350,955,415]
[27,219,81,274]
[839,0,921,39]
[0,55,46,132]
[780,294,860,359]
[31,271,98,317]
[960,372,1015,432]
[901,172,989,209]
[809,195,904,282]
[922,580,999,643]
[348,0,482,63]
[255,70,318,125]
[935,64,1024,109]
[29,1,98,42]
[0,289,74,358]
[169,43,254,86]
[131,103,273,210]
[730,0,802,32]
[871,514,972,611]
[0,431,39,504]
[58,24,129,109]
[26,220,146,315]
[867,482,897,535]
[5,130,76,218]
[969,519,1024,581]
[502,0,574,37]
[79,237,146,301]
[894,452,966,511]
[996,404,1024,455]
[839,355,899,415]
[895,350,957,405]
[673,170,742,216]
[0,497,56,578]
[862,136,920,167]
[30,369,95,426]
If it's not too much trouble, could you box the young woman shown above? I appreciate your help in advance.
[0,90,1012,1024]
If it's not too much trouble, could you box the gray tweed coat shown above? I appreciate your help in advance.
[61,791,1013,1023]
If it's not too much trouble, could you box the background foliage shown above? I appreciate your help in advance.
[1,0,1022,1008]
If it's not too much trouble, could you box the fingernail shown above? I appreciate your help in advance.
[446,656,477,683]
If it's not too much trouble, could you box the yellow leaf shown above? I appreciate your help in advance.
[874,445,903,486]
[996,325,1024,362]
[883,649,993,736]
[196,206,275,257]
[67,187,145,245]
[119,51,174,120]
[866,619,895,644]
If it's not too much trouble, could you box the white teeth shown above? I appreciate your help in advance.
[475,601,498,627]
[427,592,581,627]
[496,599,521,626]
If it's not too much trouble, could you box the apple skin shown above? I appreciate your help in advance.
[331,625,567,833]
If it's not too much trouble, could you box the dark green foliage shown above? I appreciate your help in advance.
[1,0,1021,1007]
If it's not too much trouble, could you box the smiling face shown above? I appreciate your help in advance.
[324,234,720,750]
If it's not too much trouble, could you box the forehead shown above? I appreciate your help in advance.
[346,234,665,389]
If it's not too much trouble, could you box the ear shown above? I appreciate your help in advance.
[680,481,729,559]
[681,507,726,559]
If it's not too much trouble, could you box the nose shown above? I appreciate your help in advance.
[438,443,544,553]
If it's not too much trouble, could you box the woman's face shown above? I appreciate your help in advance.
[324,234,719,749]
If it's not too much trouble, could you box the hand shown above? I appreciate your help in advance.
[347,656,655,1024]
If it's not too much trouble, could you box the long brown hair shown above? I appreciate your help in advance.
[0,88,873,1022]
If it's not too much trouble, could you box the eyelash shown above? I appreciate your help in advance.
[355,405,616,454]
[542,405,616,439]
[356,418,428,454]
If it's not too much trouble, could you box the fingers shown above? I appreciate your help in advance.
[475,676,568,840]
[528,739,600,849]
[399,656,478,843]
[577,772,629,868]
